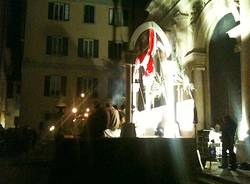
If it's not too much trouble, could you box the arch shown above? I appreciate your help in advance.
[129,21,172,57]
[209,13,241,125]
[194,0,233,49]
[193,0,239,125]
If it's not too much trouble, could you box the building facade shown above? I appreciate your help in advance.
[0,0,23,128]
[21,0,149,130]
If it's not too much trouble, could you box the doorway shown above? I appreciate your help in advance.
[209,13,241,127]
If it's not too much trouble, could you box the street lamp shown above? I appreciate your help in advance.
[72,107,78,114]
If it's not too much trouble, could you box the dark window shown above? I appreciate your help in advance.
[48,2,69,21]
[44,75,67,96]
[109,8,128,26]
[108,41,127,59]
[84,5,95,23]
[77,77,98,97]
[46,36,68,56]
[78,38,98,58]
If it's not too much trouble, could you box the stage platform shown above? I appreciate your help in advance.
[51,138,201,183]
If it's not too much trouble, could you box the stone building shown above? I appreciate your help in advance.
[142,0,249,140]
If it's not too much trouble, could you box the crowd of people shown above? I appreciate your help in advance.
[79,100,126,139]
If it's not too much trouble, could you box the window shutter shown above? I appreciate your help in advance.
[78,38,83,57]
[59,5,64,20]
[90,6,95,23]
[63,37,68,56]
[118,43,122,59]
[84,6,88,22]
[93,40,99,58]
[46,36,52,55]
[44,76,50,96]
[76,77,82,96]
[61,76,67,96]
[93,78,98,97]
[123,9,129,26]
[108,41,113,59]
[55,4,59,20]
[48,3,53,20]
[64,4,69,20]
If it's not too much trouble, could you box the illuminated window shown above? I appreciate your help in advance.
[84,5,95,23]
[109,8,128,26]
[77,77,98,97]
[78,38,99,58]
[44,75,67,96]
[46,35,68,56]
[48,2,69,21]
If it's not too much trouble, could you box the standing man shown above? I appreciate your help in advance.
[220,115,237,170]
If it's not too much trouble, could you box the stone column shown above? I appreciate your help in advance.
[240,0,250,140]
[192,66,205,131]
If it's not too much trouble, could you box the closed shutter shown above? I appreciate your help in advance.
[46,36,52,54]
[44,76,50,96]
[48,3,53,20]
[61,76,67,96]
[63,37,68,56]
[108,41,114,59]
[93,40,99,58]
[90,6,95,23]
[123,9,129,26]
[76,77,82,96]
[93,78,98,97]
[78,38,83,57]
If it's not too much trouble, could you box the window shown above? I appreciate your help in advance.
[46,36,68,56]
[44,75,67,96]
[109,8,128,26]
[108,41,127,59]
[84,5,95,23]
[77,77,98,97]
[78,38,99,58]
[48,2,69,21]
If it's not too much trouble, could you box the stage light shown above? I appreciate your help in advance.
[72,107,77,114]
[80,93,85,98]
[49,125,55,132]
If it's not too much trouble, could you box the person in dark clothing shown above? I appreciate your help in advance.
[220,115,237,170]
[81,102,108,139]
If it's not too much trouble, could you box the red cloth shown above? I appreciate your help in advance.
[135,28,156,76]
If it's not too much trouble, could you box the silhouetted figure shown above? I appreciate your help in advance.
[220,115,237,170]
[81,102,108,139]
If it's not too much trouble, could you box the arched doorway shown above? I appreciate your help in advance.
[209,13,241,127]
